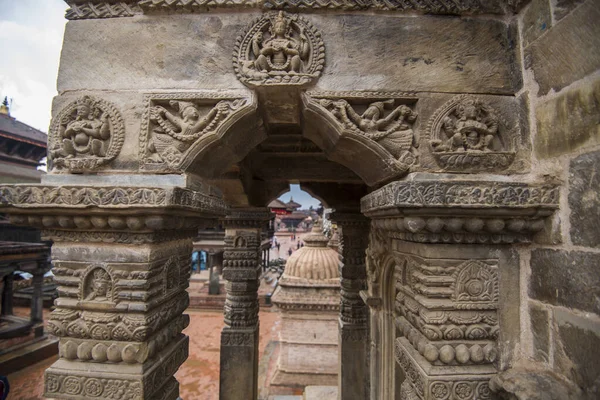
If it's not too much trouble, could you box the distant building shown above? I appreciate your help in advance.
[0,97,47,183]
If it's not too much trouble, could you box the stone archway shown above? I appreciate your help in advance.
[0,3,573,400]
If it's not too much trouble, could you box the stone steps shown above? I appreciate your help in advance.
[0,334,58,375]
[303,386,338,400]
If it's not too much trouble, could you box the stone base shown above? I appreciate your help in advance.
[395,337,496,400]
[44,335,188,399]
[303,386,338,400]
[271,368,338,388]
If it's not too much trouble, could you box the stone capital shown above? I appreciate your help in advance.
[361,174,560,244]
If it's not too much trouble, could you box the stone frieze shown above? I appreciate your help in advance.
[64,0,528,19]
[361,180,560,213]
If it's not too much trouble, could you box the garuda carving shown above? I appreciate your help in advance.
[320,98,419,165]
[49,96,124,172]
[234,12,325,86]
[142,96,247,169]
[427,95,516,172]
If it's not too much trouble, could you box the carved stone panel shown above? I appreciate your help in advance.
[319,97,419,165]
[139,93,249,171]
[49,96,125,172]
[426,95,516,172]
[233,12,325,87]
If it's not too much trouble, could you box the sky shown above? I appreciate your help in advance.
[278,184,321,209]
[0,0,66,132]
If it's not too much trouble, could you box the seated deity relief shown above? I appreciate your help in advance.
[49,95,124,172]
[427,95,516,172]
[82,267,114,304]
[141,96,247,170]
[234,11,325,86]
[319,98,420,167]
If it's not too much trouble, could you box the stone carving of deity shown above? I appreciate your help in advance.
[145,98,245,167]
[234,12,325,86]
[49,95,124,171]
[427,95,516,171]
[85,268,112,302]
[252,12,309,74]
[431,97,498,153]
[321,99,419,165]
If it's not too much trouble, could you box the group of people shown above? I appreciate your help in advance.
[271,236,304,258]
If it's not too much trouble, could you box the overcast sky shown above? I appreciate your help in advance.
[0,0,66,132]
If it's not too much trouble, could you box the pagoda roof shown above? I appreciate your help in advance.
[286,198,302,208]
[0,113,47,147]
[268,199,288,209]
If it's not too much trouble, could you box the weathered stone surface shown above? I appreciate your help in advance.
[569,151,600,248]
[529,302,550,362]
[553,308,600,398]
[553,0,586,21]
[529,249,600,314]
[520,0,552,47]
[58,14,252,92]
[490,366,583,400]
[525,0,600,95]
[59,13,518,95]
[534,78,600,159]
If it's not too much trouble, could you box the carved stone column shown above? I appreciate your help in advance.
[331,212,370,400]
[0,183,227,400]
[361,176,560,400]
[219,208,272,400]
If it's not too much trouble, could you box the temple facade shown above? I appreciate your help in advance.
[0,0,598,399]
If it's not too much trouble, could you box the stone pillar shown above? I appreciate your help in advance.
[0,183,227,400]
[219,208,272,400]
[30,265,45,325]
[360,177,560,400]
[1,271,14,317]
[331,212,370,400]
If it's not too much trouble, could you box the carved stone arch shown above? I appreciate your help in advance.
[302,92,418,186]
[140,92,264,178]
[81,264,116,304]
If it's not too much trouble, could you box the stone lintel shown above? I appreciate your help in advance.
[64,0,526,20]
[222,207,273,229]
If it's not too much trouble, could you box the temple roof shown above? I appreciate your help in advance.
[285,197,302,209]
[0,113,47,147]
[268,199,288,208]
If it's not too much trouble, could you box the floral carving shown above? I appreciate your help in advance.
[234,12,324,86]
[49,96,125,172]
[143,96,247,169]
[451,261,498,308]
[431,381,450,399]
[427,95,516,172]
[320,98,419,165]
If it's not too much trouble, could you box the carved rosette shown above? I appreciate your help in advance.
[49,96,125,173]
[427,95,516,173]
[140,93,250,171]
[233,12,325,87]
